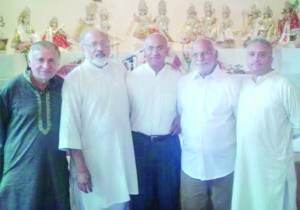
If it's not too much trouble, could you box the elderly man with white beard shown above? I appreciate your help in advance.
[59,29,138,210]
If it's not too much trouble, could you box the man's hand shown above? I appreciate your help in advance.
[70,149,93,193]
[76,170,93,193]
[169,115,181,135]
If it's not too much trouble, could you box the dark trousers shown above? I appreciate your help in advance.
[130,132,181,210]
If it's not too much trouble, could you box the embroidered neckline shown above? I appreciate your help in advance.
[33,90,52,135]
[23,71,52,135]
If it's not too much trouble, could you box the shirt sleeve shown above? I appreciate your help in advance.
[177,78,184,115]
[231,77,243,119]
[282,79,300,130]
[59,73,83,151]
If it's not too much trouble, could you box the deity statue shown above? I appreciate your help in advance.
[180,4,201,44]
[0,16,4,39]
[212,5,235,48]
[242,4,262,45]
[132,0,156,40]
[73,2,98,42]
[278,0,300,43]
[0,16,8,51]
[257,6,276,41]
[201,1,217,39]
[11,7,40,53]
[98,7,121,56]
[155,0,170,33]
[99,7,111,32]
[43,17,71,50]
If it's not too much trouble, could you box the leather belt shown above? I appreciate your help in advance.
[133,132,172,142]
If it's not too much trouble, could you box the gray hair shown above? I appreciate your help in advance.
[27,41,60,61]
[246,38,273,55]
[79,29,110,47]
[189,38,218,56]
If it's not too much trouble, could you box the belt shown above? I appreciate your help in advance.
[133,132,172,142]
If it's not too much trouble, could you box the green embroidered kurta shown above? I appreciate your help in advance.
[0,72,70,210]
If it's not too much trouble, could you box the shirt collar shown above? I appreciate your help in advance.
[192,63,224,80]
[252,70,277,84]
[145,63,168,76]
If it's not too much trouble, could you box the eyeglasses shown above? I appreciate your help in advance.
[84,41,110,49]
[191,51,214,59]
[144,46,167,53]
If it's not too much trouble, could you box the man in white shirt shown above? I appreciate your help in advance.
[232,38,300,210]
[178,38,240,210]
[59,29,138,210]
[127,33,182,210]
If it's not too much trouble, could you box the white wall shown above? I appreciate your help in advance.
[0,0,286,52]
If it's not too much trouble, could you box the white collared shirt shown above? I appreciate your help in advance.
[127,63,182,135]
[178,66,240,180]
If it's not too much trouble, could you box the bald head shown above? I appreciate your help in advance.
[189,38,218,77]
[189,38,217,56]
[143,33,169,72]
[144,33,168,49]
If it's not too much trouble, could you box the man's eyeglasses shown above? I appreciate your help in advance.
[191,51,214,59]
[144,46,167,53]
[84,41,110,49]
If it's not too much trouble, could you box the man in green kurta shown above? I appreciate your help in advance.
[0,41,70,210]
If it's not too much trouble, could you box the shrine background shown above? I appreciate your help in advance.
[0,0,290,51]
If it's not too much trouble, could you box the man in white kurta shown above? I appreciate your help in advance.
[232,38,300,210]
[59,29,138,210]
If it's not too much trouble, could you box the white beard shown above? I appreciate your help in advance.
[91,56,109,68]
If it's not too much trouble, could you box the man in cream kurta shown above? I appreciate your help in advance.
[59,29,138,210]
[232,38,300,210]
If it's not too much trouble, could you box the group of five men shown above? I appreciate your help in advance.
[0,29,299,210]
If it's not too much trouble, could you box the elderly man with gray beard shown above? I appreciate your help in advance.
[59,29,138,210]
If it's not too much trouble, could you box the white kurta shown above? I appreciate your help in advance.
[59,60,138,210]
[232,71,300,210]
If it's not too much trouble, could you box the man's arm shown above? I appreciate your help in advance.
[169,115,181,135]
[0,118,4,182]
[70,149,93,193]
[0,88,10,182]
